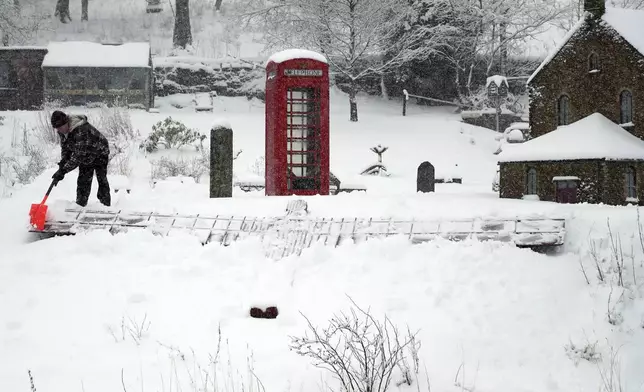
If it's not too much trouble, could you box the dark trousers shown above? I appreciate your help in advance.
[77,161,111,207]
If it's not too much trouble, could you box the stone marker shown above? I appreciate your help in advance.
[417,161,435,193]
[210,124,233,198]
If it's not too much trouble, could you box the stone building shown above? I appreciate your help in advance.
[498,113,644,205]
[498,1,644,205]
[0,47,47,111]
[527,2,644,139]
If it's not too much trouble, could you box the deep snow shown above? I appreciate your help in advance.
[0,91,643,392]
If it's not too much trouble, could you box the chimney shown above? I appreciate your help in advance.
[584,0,606,18]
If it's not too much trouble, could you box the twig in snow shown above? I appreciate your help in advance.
[578,255,591,285]
[27,370,36,392]
[121,368,128,392]
[589,238,605,283]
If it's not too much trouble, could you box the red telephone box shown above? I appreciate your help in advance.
[265,49,330,196]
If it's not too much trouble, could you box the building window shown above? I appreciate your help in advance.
[588,53,600,72]
[0,61,15,89]
[625,166,637,199]
[526,168,537,195]
[620,90,633,125]
[557,95,570,126]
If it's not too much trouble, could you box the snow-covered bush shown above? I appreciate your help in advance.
[564,340,601,366]
[459,85,527,114]
[140,117,206,153]
[35,104,63,145]
[249,156,265,177]
[290,298,421,392]
[150,156,208,183]
[2,139,49,185]
[92,105,140,176]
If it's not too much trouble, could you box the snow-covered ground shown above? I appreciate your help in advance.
[1,91,643,392]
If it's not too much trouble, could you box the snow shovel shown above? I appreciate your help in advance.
[29,180,57,231]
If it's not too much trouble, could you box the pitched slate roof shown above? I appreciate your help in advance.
[527,7,644,84]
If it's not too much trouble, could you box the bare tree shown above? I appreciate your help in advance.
[1,0,44,45]
[239,0,455,122]
[81,0,88,21]
[608,0,644,9]
[54,0,71,23]
[173,0,192,49]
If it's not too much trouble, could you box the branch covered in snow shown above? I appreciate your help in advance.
[289,296,421,392]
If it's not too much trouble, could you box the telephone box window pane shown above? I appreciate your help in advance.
[287,87,321,191]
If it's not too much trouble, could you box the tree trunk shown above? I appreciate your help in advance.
[81,0,88,21]
[214,0,223,11]
[499,8,508,75]
[349,80,358,122]
[54,0,71,23]
[173,0,192,49]
[380,73,389,100]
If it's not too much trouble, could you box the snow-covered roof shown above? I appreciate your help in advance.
[266,49,327,66]
[527,7,644,84]
[486,75,508,88]
[498,113,644,162]
[42,42,151,68]
[0,46,47,51]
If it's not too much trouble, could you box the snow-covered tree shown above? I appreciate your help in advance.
[238,0,456,122]
[1,0,45,45]
[440,0,566,94]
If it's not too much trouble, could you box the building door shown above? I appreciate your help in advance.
[555,180,578,204]
[286,87,321,192]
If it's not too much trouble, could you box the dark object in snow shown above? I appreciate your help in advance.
[146,0,163,13]
[434,177,462,184]
[210,124,233,198]
[370,145,388,163]
[249,306,279,319]
[361,145,390,176]
[360,163,388,177]
[417,161,435,193]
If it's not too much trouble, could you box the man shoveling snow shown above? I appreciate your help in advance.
[50,110,111,207]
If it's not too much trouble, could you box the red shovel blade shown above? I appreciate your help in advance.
[29,203,48,231]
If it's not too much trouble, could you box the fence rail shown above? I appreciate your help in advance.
[32,207,567,259]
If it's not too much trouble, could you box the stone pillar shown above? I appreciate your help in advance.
[210,124,233,198]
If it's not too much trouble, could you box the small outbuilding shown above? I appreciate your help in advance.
[0,47,47,111]
[42,41,154,109]
[497,113,644,205]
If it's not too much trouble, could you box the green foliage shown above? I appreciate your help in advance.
[140,117,206,153]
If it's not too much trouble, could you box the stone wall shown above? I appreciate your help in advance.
[153,57,265,100]
[528,17,644,139]
[499,160,644,205]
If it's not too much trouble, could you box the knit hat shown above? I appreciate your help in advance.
[51,110,68,128]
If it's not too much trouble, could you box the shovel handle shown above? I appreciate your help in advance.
[40,180,57,205]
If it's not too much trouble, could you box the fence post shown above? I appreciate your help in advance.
[210,123,233,198]
[402,89,408,116]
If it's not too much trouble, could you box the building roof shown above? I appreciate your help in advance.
[527,7,644,84]
[266,49,327,66]
[42,41,151,68]
[497,113,644,162]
